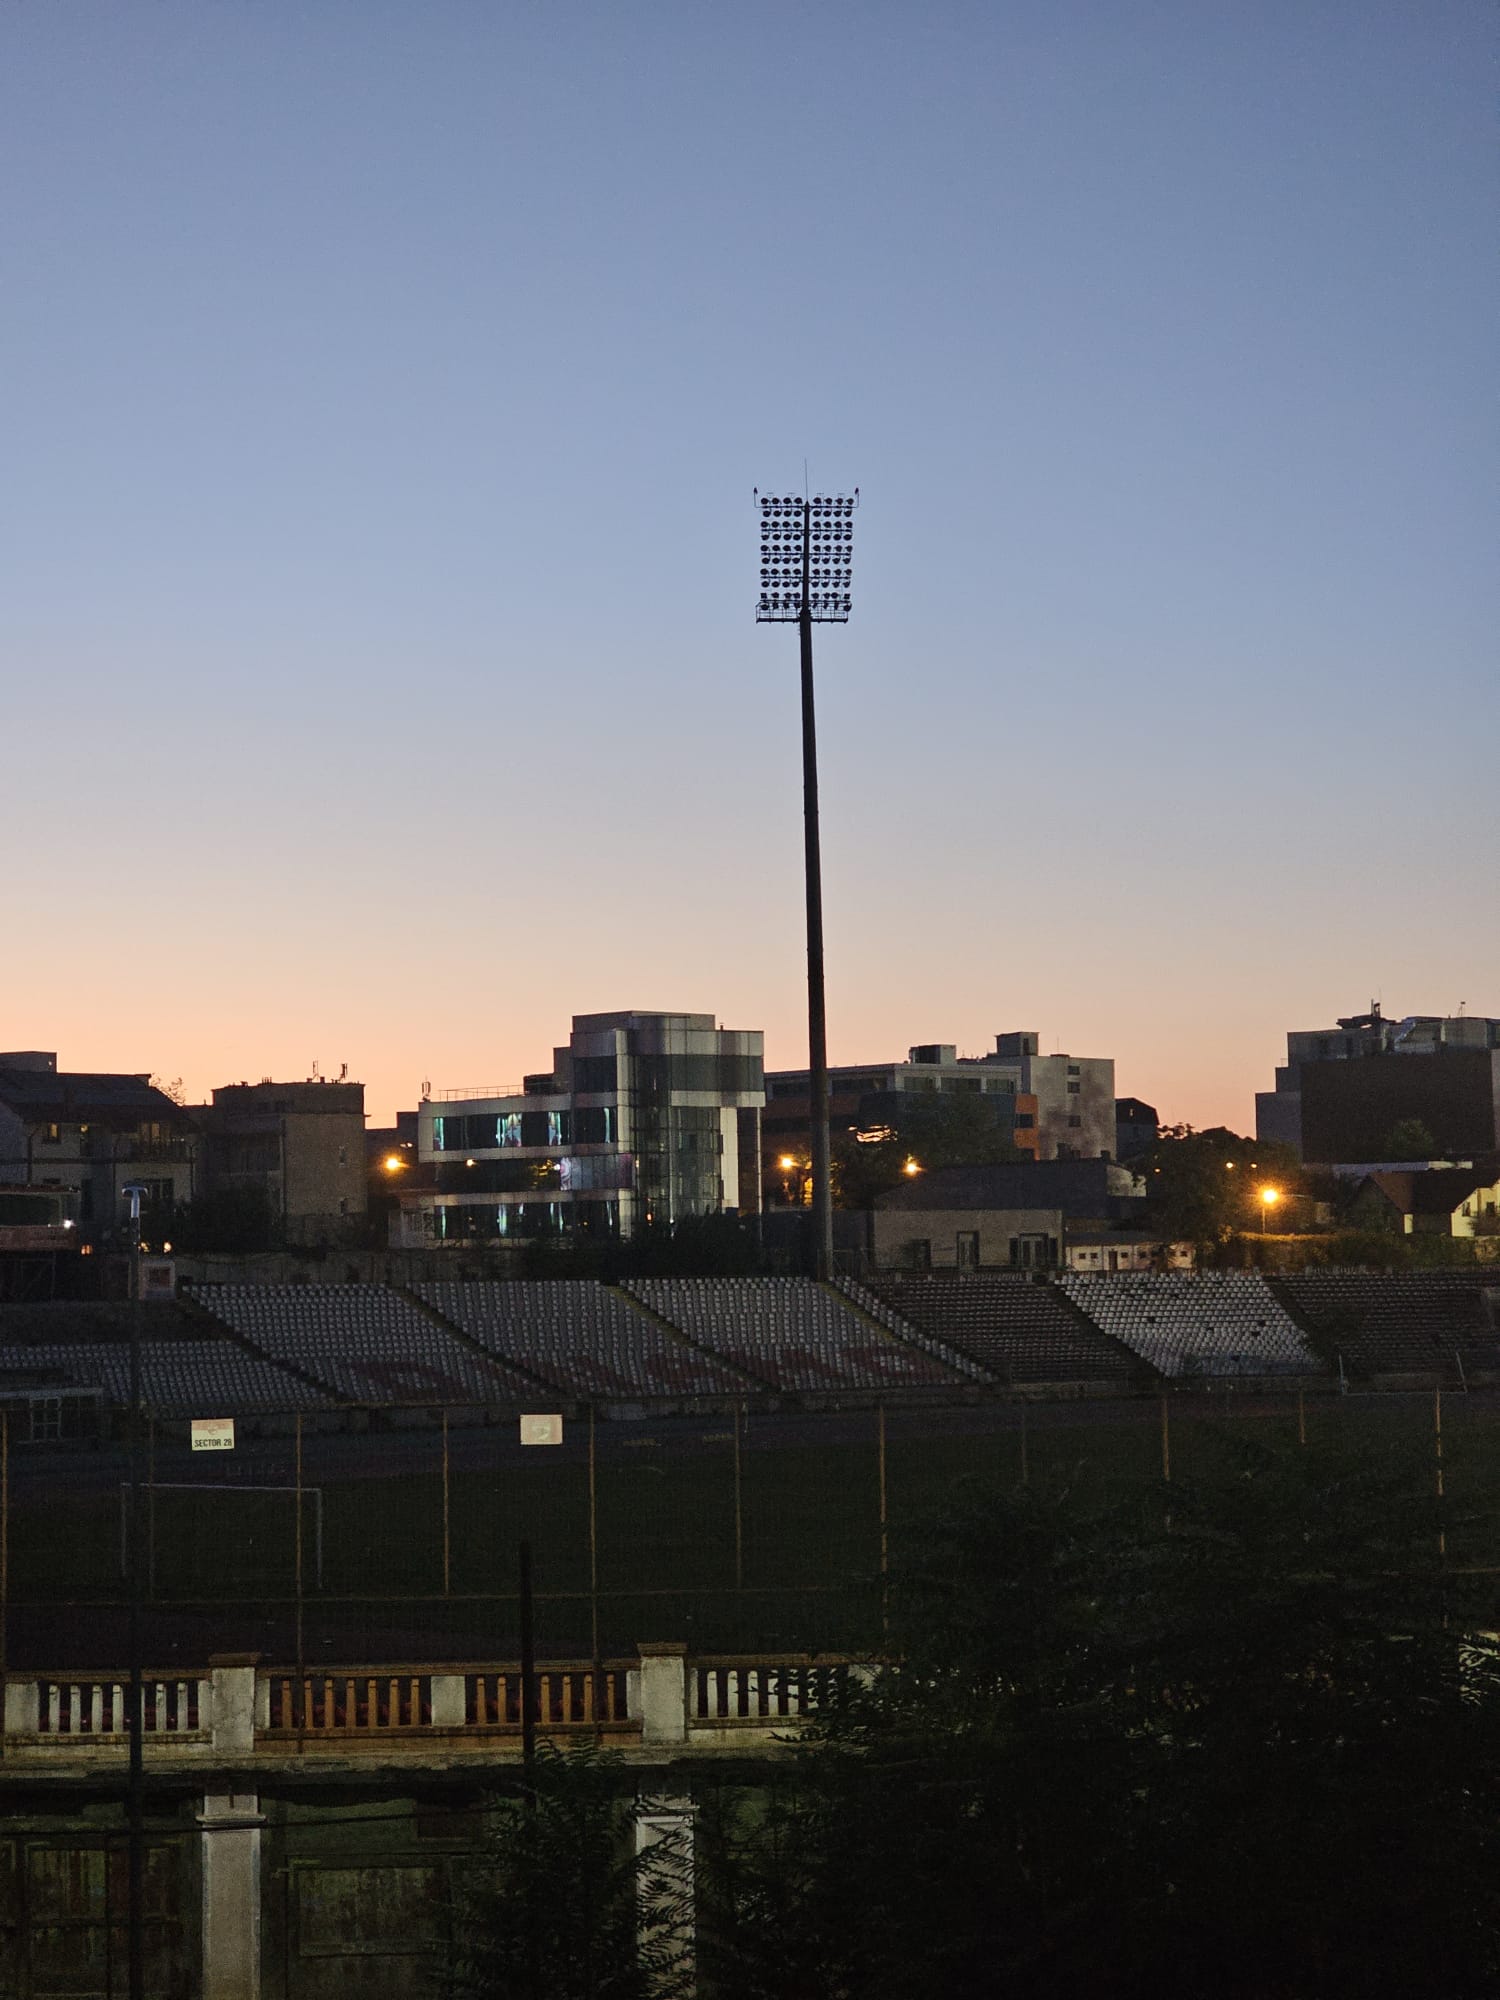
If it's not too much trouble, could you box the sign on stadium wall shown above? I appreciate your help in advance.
[191,1418,235,1452]
[520,1414,563,1446]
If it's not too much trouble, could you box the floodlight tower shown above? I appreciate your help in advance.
[756,488,857,1281]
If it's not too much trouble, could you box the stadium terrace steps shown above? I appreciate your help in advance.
[1059,1271,1318,1379]
[869,1273,1142,1386]
[1272,1272,1500,1383]
[412,1280,757,1401]
[622,1277,971,1393]
[0,1300,331,1414]
[830,1278,993,1384]
[190,1283,537,1406]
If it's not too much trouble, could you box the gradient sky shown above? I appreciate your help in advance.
[3,2,1494,1129]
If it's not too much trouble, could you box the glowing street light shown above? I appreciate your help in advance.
[383,1154,405,1174]
[756,487,859,1281]
[903,1158,922,1177]
[1259,1185,1281,1234]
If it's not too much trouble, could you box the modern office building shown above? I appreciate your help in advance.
[1255,1006,1500,1162]
[763,1030,1115,1199]
[399,1010,764,1246]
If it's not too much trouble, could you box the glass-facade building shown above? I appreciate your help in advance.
[401,1012,765,1246]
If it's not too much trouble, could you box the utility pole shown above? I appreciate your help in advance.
[756,487,857,1281]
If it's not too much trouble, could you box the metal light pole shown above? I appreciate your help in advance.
[756,488,857,1282]
[121,1181,149,2000]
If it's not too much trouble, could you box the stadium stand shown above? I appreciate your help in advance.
[0,1302,328,1414]
[0,1338,329,1414]
[622,1277,969,1392]
[1275,1271,1500,1381]
[1060,1271,1318,1378]
[832,1278,990,1381]
[415,1280,753,1399]
[191,1283,537,1405]
[867,1273,1140,1386]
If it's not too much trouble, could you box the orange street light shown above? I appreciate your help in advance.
[903,1158,922,1176]
[383,1154,405,1174]
[1259,1185,1281,1235]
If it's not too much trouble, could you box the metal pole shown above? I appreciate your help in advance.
[877,1404,888,1639]
[798,499,834,1283]
[588,1406,601,1736]
[1160,1394,1171,1483]
[1435,1387,1447,1562]
[126,1201,145,2000]
[519,1538,537,1785]
[732,1400,744,1592]
[0,1408,8,1765]
[294,1414,305,1744]
[1019,1404,1029,1487]
[441,1412,451,1597]
[1298,1384,1306,1448]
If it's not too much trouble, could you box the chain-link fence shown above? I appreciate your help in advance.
[8,1389,1500,1672]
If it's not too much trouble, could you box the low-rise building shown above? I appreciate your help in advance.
[865,1157,1146,1271]
[1351,1166,1500,1240]
[196,1078,368,1245]
[399,1010,764,1247]
[0,1052,197,1241]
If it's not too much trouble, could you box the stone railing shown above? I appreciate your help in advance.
[0,1644,867,1768]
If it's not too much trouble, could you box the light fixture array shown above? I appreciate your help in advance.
[756,492,856,622]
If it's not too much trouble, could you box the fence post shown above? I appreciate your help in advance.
[198,1791,266,2000]
[637,1643,688,1746]
[634,1792,697,1996]
[208,1655,260,1757]
[430,1674,467,1728]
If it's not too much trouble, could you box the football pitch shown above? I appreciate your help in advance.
[9,1392,1500,1669]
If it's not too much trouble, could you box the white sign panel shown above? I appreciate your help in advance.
[191,1418,235,1453]
[520,1414,563,1447]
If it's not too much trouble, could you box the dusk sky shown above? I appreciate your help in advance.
[3,2,1494,1130]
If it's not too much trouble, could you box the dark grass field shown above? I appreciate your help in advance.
[9,1392,1500,1669]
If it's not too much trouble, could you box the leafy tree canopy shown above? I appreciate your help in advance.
[1138,1124,1301,1244]
[697,1439,1500,2000]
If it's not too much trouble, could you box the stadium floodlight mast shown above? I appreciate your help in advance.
[755,487,858,1281]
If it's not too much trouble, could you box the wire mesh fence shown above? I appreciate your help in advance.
[7,1389,1500,1672]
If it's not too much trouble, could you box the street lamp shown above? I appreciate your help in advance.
[756,487,858,1281]
[1259,1185,1281,1235]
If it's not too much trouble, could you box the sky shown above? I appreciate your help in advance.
[2,1,1494,1130]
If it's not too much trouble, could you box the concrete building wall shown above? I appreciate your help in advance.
[870,1205,1064,1270]
[1300,1050,1500,1164]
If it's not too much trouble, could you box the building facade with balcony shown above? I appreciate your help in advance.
[0,1052,198,1240]
[398,1010,765,1246]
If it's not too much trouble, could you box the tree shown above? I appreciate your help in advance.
[832,1094,1021,1209]
[697,1438,1500,1999]
[1383,1116,1440,1160]
[445,1746,694,2000]
[1138,1125,1301,1250]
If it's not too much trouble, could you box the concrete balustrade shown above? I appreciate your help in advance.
[0,1643,865,1771]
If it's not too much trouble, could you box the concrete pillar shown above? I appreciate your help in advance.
[199,1792,265,2000]
[431,1673,467,1728]
[636,1792,697,1996]
[637,1643,688,1746]
[209,1654,260,1756]
[3,1677,39,1735]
